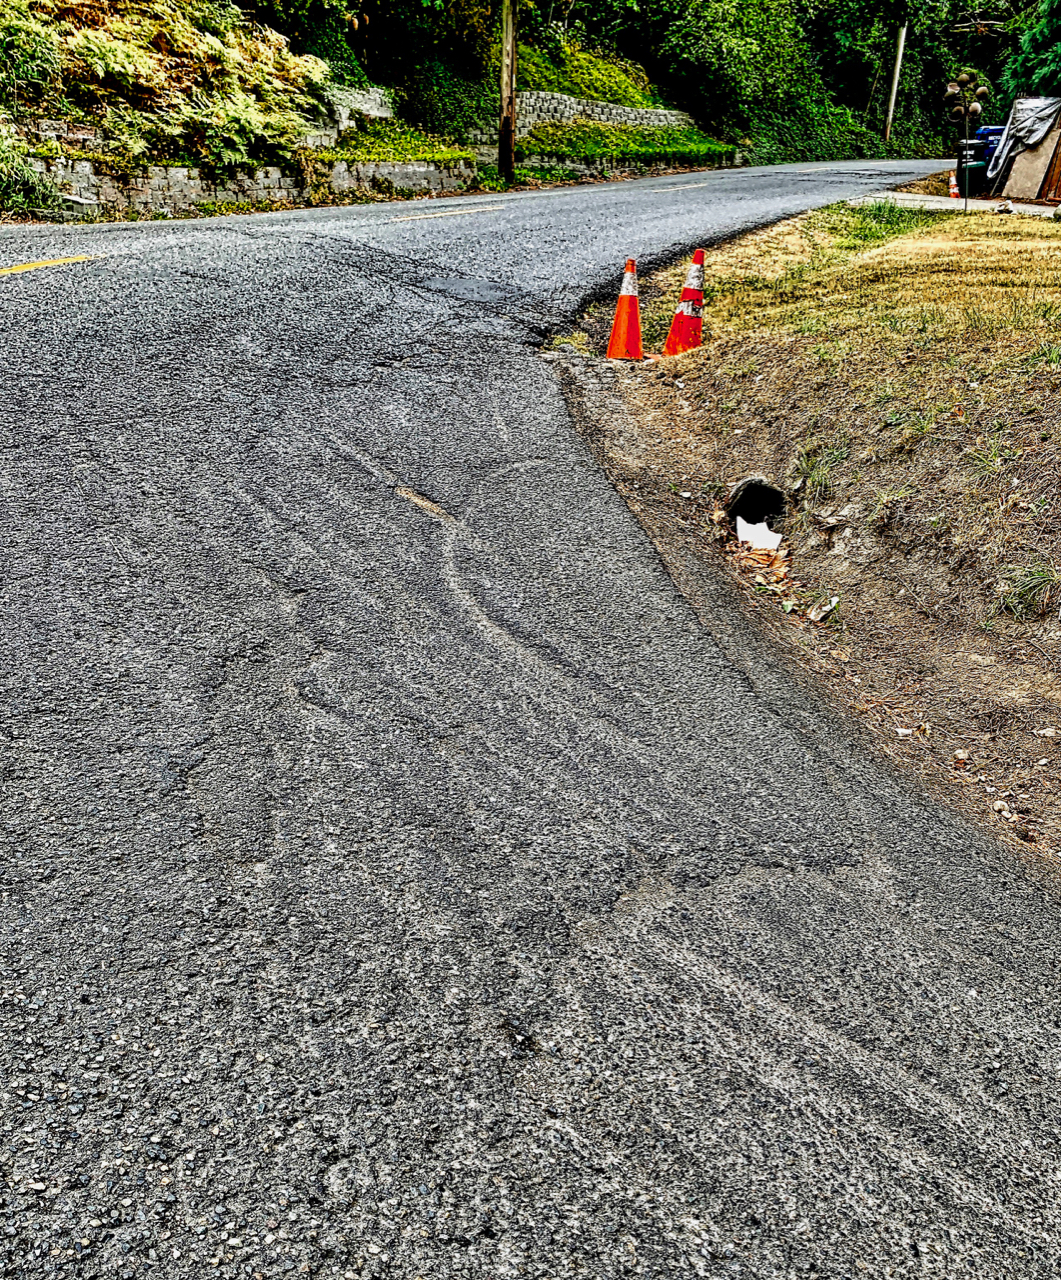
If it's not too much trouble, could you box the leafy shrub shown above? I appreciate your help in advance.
[0,0,334,169]
[516,39,653,107]
[398,59,497,142]
[246,0,368,85]
[746,98,879,165]
[517,120,735,167]
[477,161,580,190]
[0,8,63,115]
[173,90,316,168]
[325,118,472,165]
[0,121,61,211]
[293,6,367,87]
[66,27,166,94]
[746,95,943,166]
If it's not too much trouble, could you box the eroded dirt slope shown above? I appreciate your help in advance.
[554,204,1061,862]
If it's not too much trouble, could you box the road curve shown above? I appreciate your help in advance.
[3,159,1057,1279]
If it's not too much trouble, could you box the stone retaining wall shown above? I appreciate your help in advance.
[26,154,475,216]
[325,85,394,128]
[18,119,102,150]
[470,90,694,142]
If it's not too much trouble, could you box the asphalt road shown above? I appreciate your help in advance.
[3,158,1058,1279]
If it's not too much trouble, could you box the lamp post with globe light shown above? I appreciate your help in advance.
[945,73,990,213]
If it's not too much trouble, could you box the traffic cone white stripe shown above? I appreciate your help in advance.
[607,258,643,360]
[662,248,705,357]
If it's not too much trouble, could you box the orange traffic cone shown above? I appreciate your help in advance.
[606,258,643,360]
[663,250,704,357]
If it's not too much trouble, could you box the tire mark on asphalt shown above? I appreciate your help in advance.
[179,445,772,874]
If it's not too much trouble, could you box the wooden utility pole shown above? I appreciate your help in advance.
[884,23,908,143]
[499,0,517,184]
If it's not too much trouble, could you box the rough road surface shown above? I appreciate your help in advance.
[3,159,1056,1279]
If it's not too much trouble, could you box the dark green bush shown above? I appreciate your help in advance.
[398,60,498,142]
[516,39,653,107]
[746,96,943,166]
[297,7,367,87]
[517,120,735,166]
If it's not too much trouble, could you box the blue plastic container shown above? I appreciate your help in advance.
[976,124,1006,170]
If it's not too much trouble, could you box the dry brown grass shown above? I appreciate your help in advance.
[896,169,953,198]
[712,223,1061,341]
[563,202,1061,863]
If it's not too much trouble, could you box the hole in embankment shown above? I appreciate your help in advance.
[725,478,786,530]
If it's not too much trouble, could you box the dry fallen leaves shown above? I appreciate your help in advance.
[734,545,790,584]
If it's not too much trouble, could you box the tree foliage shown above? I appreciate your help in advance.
[0,0,1043,180]
[554,0,1023,159]
[1002,0,1061,95]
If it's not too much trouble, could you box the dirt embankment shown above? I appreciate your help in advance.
[554,203,1061,862]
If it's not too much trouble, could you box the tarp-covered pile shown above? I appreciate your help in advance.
[987,96,1061,200]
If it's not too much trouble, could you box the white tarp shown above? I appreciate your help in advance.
[987,96,1061,180]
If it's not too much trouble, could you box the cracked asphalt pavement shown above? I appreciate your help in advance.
[3,158,1058,1279]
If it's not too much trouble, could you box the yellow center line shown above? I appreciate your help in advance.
[391,204,508,222]
[0,255,97,277]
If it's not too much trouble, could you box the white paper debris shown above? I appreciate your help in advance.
[807,595,840,623]
[735,517,783,550]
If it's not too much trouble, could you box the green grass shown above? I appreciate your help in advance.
[1023,341,1061,369]
[968,433,1021,477]
[871,485,915,518]
[997,561,1061,619]
[824,199,950,248]
[794,438,850,499]
[892,412,935,452]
